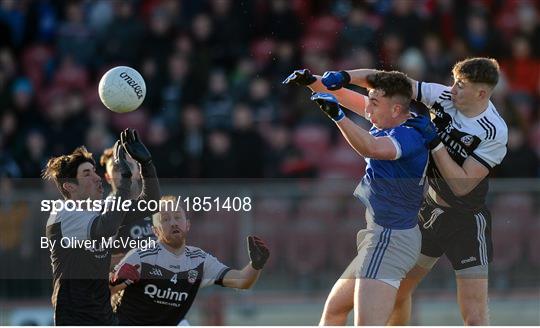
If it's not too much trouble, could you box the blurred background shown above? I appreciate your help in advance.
[0,0,539,325]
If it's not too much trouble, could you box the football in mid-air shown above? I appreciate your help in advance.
[98,66,146,113]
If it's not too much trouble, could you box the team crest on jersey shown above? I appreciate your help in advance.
[460,135,474,147]
[187,269,198,284]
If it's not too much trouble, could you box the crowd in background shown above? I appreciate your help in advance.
[0,0,539,180]
[0,0,539,301]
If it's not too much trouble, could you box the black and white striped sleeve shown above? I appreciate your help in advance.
[416,81,452,108]
[472,118,508,169]
[201,251,230,288]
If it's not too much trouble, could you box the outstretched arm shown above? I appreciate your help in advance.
[121,128,161,222]
[322,69,419,100]
[91,140,132,239]
[283,69,368,117]
[222,236,269,289]
[221,265,261,289]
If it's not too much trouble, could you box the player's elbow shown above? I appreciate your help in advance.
[450,184,471,197]
[363,146,395,161]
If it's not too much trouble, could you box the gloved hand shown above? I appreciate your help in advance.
[110,263,140,286]
[247,236,270,270]
[310,93,345,122]
[404,115,442,150]
[113,140,132,178]
[282,69,317,86]
[121,128,152,165]
[321,70,351,90]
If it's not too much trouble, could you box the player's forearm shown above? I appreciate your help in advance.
[431,148,475,196]
[237,264,261,289]
[309,76,368,117]
[223,265,261,289]
[346,69,380,88]
[336,118,377,158]
[90,179,131,239]
[127,162,161,222]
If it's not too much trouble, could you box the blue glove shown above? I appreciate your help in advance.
[321,70,351,90]
[282,69,316,86]
[404,115,442,150]
[311,93,345,122]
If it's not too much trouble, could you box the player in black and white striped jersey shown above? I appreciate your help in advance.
[110,195,269,325]
[389,57,508,325]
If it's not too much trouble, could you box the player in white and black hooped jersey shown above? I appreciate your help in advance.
[110,196,270,325]
[388,57,508,325]
[414,80,507,210]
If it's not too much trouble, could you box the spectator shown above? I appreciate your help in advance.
[337,5,375,57]
[202,129,237,178]
[496,127,539,178]
[501,35,540,96]
[179,104,206,178]
[100,1,144,66]
[11,77,44,132]
[203,69,234,130]
[145,119,183,178]
[422,34,452,84]
[56,1,96,67]
[17,129,47,178]
[231,103,265,178]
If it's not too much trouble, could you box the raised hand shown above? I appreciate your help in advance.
[310,92,345,122]
[120,129,152,165]
[247,236,270,270]
[282,69,317,86]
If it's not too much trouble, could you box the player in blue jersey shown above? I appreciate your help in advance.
[284,70,429,325]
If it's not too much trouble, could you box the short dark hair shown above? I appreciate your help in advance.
[366,71,412,103]
[42,146,95,198]
[452,57,499,87]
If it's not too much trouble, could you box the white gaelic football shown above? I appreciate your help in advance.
[98,66,146,113]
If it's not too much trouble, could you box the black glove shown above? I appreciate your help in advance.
[120,128,152,165]
[310,92,345,122]
[113,140,132,178]
[282,69,317,86]
[247,236,269,270]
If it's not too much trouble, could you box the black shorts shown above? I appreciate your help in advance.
[418,196,492,270]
